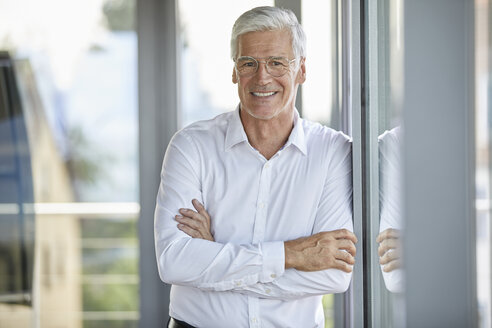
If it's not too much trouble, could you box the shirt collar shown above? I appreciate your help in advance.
[224,105,307,156]
[224,105,249,151]
[285,110,307,155]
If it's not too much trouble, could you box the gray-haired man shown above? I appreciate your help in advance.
[155,6,357,328]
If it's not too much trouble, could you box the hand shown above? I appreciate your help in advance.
[376,228,401,272]
[175,199,214,241]
[284,229,357,273]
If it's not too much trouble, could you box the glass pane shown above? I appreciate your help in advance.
[370,0,405,325]
[0,0,139,327]
[302,2,340,327]
[178,0,274,127]
[302,1,335,127]
[475,0,491,326]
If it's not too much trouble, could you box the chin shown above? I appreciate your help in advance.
[244,108,281,120]
[242,102,290,120]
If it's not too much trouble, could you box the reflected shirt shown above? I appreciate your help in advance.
[379,126,404,293]
[154,107,353,328]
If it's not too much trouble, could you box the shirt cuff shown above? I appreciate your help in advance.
[259,241,285,283]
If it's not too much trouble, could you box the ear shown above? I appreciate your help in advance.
[232,68,238,84]
[296,57,306,85]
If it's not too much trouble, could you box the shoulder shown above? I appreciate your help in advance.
[170,111,233,149]
[302,119,351,152]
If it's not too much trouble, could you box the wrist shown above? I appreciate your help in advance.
[284,240,298,269]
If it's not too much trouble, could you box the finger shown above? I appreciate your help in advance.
[191,199,203,213]
[179,208,206,223]
[379,249,401,265]
[376,228,400,243]
[335,249,355,265]
[332,229,358,243]
[337,239,357,257]
[192,199,211,223]
[175,215,203,230]
[333,259,353,273]
[192,199,209,217]
[177,224,201,238]
[378,238,400,257]
[383,259,401,272]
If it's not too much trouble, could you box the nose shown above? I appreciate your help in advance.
[255,61,272,82]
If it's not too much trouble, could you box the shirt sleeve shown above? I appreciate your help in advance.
[231,133,354,300]
[154,131,285,292]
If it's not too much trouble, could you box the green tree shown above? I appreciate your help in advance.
[103,0,135,31]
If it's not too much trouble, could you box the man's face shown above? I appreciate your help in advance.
[232,29,306,121]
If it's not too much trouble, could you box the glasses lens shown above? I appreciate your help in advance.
[266,57,290,77]
[235,56,293,77]
[236,57,257,76]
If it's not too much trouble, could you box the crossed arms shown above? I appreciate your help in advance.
[154,131,357,300]
[177,199,357,273]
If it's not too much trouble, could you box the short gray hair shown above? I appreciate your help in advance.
[230,6,306,61]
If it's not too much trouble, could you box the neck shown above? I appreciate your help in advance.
[239,106,295,160]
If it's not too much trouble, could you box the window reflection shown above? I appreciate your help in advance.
[374,0,405,325]
[0,0,138,327]
[0,53,35,306]
[378,127,403,293]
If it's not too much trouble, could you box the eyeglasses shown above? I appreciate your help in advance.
[234,56,297,77]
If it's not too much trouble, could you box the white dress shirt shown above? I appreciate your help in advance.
[155,107,353,328]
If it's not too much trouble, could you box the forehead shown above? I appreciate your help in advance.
[237,29,293,58]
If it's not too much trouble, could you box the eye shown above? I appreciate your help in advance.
[268,57,288,67]
[237,57,257,69]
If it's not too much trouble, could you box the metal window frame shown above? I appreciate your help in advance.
[138,0,180,326]
[349,0,366,327]
[358,0,385,326]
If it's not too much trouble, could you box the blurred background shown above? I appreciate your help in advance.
[0,0,138,327]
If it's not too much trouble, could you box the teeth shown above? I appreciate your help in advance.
[252,91,275,97]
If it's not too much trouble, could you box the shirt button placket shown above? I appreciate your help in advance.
[249,161,271,327]
[248,296,260,328]
[252,161,271,243]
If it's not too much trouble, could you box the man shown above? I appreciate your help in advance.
[155,6,357,328]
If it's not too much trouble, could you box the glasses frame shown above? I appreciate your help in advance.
[234,56,298,77]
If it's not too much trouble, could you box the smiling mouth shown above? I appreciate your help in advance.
[251,91,277,97]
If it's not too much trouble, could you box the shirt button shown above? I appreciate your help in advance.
[266,289,271,294]
[235,281,242,286]
[259,202,265,209]
[265,163,270,169]
[270,274,277,279]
